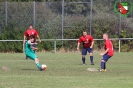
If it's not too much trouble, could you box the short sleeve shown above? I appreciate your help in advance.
[105,41,110,48]
[27,40,30,45]
[78,37,82,43]
[35,29,38,36]
[90,36,94,42]
[24,30,27,36]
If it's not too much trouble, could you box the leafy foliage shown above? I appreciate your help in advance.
[0,0,133,52]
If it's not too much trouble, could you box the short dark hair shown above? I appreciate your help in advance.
[83,30,88,33]
[29,35,35,39]
[103,33,108,36]
[103,33,109,38]
[29,24,33,26]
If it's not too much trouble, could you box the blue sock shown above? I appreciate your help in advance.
[101,62,105,69]
[104,63,106,69]
[90,56,93,63]
[36,62,41,69]
[82,57,85,64]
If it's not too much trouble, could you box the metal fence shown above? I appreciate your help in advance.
[0,38,133,53]
[0,1,133,37]
[0,0,133,52]
[0,1,92,39]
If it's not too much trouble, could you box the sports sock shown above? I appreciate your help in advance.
[101,62,105,69]
[26,56,28,59]
[82,57,85,64]
[36,62,41,69]
[90,56,93,63]
[104,62,106,69]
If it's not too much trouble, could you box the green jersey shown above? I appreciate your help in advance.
[25,40,34,53]
[25,40,38,60]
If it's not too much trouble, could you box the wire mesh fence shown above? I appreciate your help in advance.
[0,1,133,38]
[0,0,133,52]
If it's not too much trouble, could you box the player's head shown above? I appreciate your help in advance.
[29,35,35,42]
[83,30,88,37]
[103,33,109,40]
[29,24,33,29]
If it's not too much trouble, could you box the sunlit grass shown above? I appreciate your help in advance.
[0,52,133,88]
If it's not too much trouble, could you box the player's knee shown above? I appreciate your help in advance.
[82,55,85,58]
[35,58,39,62]
[89,53,93,56]
[101,60,105,62]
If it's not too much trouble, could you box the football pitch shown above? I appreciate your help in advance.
[0,52,133,88]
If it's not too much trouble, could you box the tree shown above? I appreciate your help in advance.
[0,0,44,2]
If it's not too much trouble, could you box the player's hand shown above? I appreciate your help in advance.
[39,39,41,43]
[100,53,104,56]
[32,47,38,50]
[34,42,38,44]
[90,46,93,48]
[23,40,26,44]
[35,48,38,50]
[77,47,79,51]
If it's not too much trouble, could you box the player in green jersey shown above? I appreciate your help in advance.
[25,35,42,71]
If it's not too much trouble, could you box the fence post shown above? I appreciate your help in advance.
[119,39,120,53]
[33,1,36,27]
[118,0,121,53]
[5,1,7,26]
[54,40,56,53]
[61,0,64,47]
[89,0,93,35]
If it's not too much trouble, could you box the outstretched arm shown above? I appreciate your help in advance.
[90,41,94,48]
[29,41,38,50]
[100,48,109,56]
[32,47,38,50]
[30,42,37,45]
[77,42,80,51]
[37,35,41,43]
[23,35,26,44]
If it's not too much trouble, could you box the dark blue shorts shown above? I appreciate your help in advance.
[102,53,111,62]
[32,43,36,53]
[82,48,93,55]
[32,44,36,48]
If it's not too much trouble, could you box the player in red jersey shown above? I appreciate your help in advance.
[77,30,94,65]
[23,24,41,59]
[100,33,114,72]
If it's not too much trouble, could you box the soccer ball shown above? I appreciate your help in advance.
[41,64,47,70]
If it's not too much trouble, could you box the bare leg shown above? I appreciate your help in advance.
[34,58,42,70]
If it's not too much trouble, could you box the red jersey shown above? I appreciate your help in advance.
[78,35,94,48]
[24,29,38,39]
[104,39,114,56]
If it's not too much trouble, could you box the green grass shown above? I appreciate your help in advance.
[0,52,133,88]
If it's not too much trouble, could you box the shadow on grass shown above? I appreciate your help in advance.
[22,68,38,71]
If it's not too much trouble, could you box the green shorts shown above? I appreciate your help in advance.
[25,51,38,60]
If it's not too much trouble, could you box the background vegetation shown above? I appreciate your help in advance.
[0,0,133,52]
